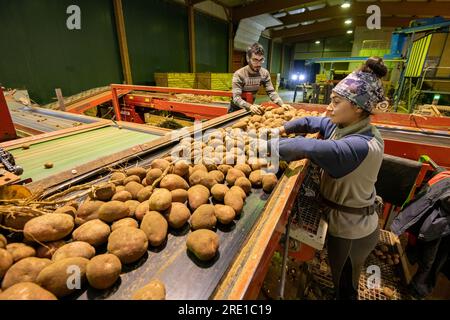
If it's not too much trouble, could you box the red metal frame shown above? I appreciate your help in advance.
[66,89,131,114]
[110,84,254,122]
[0,87,17,142]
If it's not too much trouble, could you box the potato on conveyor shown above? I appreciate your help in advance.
[172,160,190,177]
[54,205,77,218]
[224,190,244,215]
[148,188,172,212]
[110,172,126,185]
[107,227,148,264]
[214,204,235,225]
[116,186,126,193]
[135,200,149,221]
[75,200,104,225]
[192,163,208,173]
[98,201,130,223]
[0,282,57,300]
[3,212,37,230]
[211,184,229,202]
[199,175,218,190]
[186,229,219,261]
[0,249,13,279]
[188,185,210,210]
[171,189,188,203]
[111,217,138,231]
[126,167,147,180]
[124,181,144,200]
[226,168,246,186]
[1,257,52,290]
[52,241,95,261]
[132,279,166,300]
[140,211,168,247]
[234,164,252,177]
[190,204,216,230]
[89,182,116,201]
[123,175,141,185]
[36,257,89,297]
[112,190,133,202]
[165,203,190,229]
[24,214,74,243]
[36,240,65,259]
[0,234,6,249]
[230,186,246,199]
[262,173,278,193]
[72,219,110,246]
[160,174,189,191]
[249,170,263,187]
[217,164,232,175]
[189,170,208,186]
[234,177,252,194]
[145,168,163,185]
[136,186,153,202]
[151,159,170,172]
[86,254,122,290]
[125,200,140,217]
[208,170,225,184]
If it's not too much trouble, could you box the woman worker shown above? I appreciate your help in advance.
[275,57,387,299]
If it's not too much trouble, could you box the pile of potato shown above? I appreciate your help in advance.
[0,107,319,300]
[370,244,400,266]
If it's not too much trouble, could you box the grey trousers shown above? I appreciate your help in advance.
[327,227,380,300]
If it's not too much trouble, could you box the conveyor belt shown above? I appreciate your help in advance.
[378,126,450,147]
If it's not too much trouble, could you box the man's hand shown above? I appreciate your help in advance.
[249,104,264,115]
[281,103,293,111]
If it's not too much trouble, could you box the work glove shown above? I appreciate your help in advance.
[248,104,264,115]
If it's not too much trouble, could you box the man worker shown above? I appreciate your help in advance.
[230,42,291,115]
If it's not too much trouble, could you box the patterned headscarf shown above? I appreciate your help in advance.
[332,71,385,112]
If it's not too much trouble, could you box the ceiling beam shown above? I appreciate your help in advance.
[232,0,315,22]
[282,28,350,44]
[190,0,207,5]
[272,16,413,38]
[279,2,450,25]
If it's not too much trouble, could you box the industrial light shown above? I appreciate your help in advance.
[291,74,299,81]
[341,2,351,9]
[345,19,352,25]
[299,74,306,81]
[315,40,321,44]
[347,30,353,34]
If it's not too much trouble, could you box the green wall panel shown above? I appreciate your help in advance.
[0,0,123,104]
[123,0,190,84]
[195,12,228,72]
[271,42,282,73]
[282,45,292,79]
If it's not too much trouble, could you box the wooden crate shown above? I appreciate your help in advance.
[196,73,233,91]
[257,73,280,95]
[154,73,196,88]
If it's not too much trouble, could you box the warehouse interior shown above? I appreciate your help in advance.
[0,0,449,301]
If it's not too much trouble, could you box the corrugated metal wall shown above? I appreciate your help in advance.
[0,0,123,104]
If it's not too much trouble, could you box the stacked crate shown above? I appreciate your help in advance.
[257,73,280,95]
[154,73,196,88]
[196,73,233,91]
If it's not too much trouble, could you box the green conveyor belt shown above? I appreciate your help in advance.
[9,126,160,182]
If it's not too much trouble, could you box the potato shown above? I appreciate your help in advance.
[137,186,153,202]
[116,185,126,193]
[125,200,140,217]
[200,176,218,190]
[224,191,244,215]
[145,168,163,185]
[211,183,230,202]
[192,164,208,173]
[135,200,149,221]
[171,189,188,203]
[208,170,225,184]
[226,168,246,186]
[234,164,252,177]
[72,219,110,246]
[0,249,13,279]
[230,186,246,199]
[36,241,65,259]
[36,257,88,297]
[160,174,189,191]
[190,204,216,230]
[54,205,77,218]
[107,227,148,264]
[141,211,168,247]
[0,234,7,249]
[262,173,278,193]
[89,183,116,201]
[234,177,252,194]
[188,185,210,210]
[98,201,130,223]
[0,282,57,300]
[75,200,104,225]
[379,245,389,253]
[125,181,144,200]
[126,167,147,180]
[214,205,235,225]
[383,287,394,299]
[3,212,38,230]
[189,170,208,186]
[123,175,141,185]
[217,164,233,176]
[249,170,263,187]
[110,172,127,185]
[172,160,190,177]
[52,241,95,261]
[249,158,268,171]
[24,214,74,243]
[1,257,52,289]
[86,254,122,290]
[186,229,219,261]
[151,159,170,172]
[148,188,172,212]
[132,279,166,300]
[165,203,190,229]
[111,218,138,231]
[112,190,133,202]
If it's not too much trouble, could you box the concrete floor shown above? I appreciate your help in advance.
[255,89,301,105]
